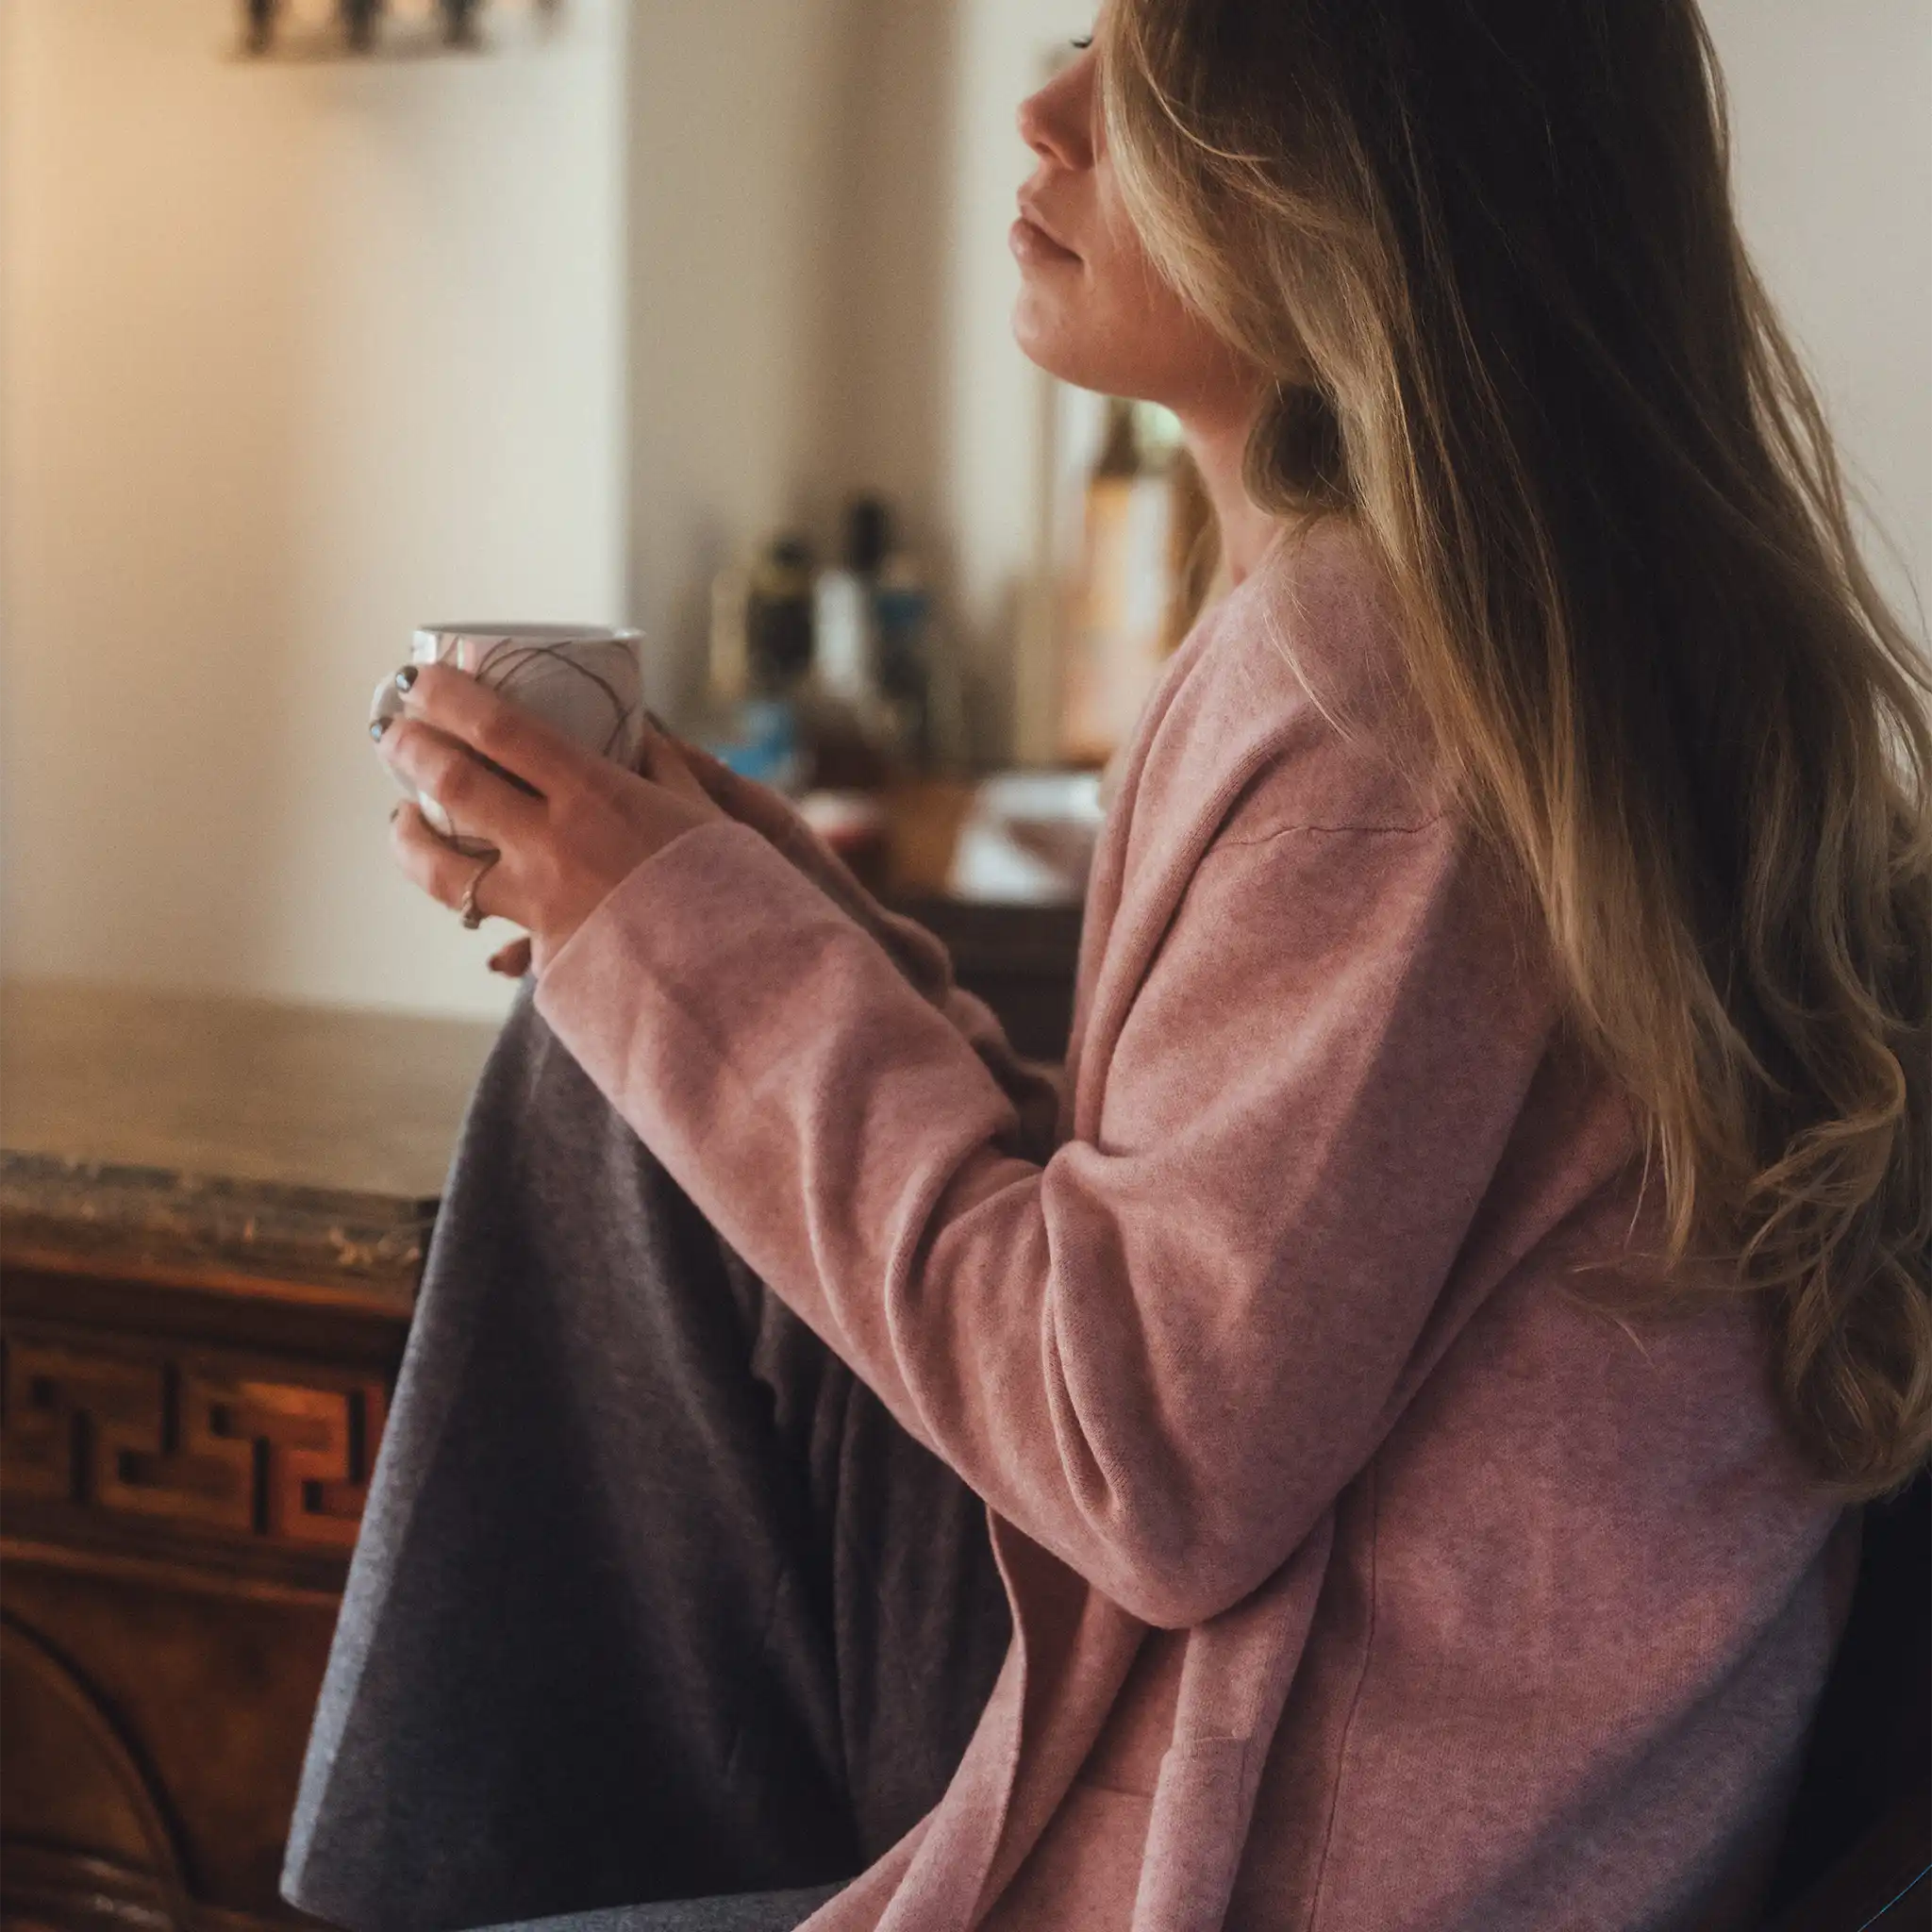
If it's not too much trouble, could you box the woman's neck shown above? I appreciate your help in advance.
[1179,397,1279,587]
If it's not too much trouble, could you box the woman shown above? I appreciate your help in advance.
[309,1,1930,1926]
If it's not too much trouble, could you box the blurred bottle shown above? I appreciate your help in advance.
[1057,398,1212,769]
[827,493,969,778]
[341,0,381,50]
[812,498,887,722]
[747,534,817,691]
[692,541,809,792]
[876,546,974,776]
[691,505,974,797]
[800,498,900,791]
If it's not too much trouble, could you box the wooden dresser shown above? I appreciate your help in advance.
[1,916,1079,1932]
[1,984,499,1932]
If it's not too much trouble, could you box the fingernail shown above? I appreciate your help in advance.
[370,716,391,741]
[395,665,420,693]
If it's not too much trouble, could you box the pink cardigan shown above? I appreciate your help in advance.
[534,521,1852,1932]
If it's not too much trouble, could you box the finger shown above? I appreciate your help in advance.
[694,754,822,867]
[665,735,738,804]
[675,737,784,824]
[378,714,542,849]
[637,717,715,810]
[395,661,587,796]
[390,801,507,923]
[489,936,534,977]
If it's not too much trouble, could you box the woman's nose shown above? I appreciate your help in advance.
[1017,57,1095,170]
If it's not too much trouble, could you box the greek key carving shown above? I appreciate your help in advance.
[0,1341,385,1549]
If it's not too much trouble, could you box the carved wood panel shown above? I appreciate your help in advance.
[1,1337,386,1552]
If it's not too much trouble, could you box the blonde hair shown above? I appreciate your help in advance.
[1103,0,1932,1496]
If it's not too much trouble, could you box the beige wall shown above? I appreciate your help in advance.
[3,0,1924,1021]
[624,0,854,722]
[626,0,994,739]
[1,0,625,1020]
[1703,0,1930,619]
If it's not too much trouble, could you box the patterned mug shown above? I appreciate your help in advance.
[370,623,646,857]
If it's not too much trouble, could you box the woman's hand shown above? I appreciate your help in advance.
[376,662,727,977]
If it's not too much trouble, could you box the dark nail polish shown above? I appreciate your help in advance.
[370,716,391,741]
[395,665,419,693]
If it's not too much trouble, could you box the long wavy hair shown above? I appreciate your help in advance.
[1100,0,1932,1496]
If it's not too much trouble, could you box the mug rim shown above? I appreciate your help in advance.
[415,623,642,644]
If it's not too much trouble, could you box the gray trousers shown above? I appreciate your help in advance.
[282,987,1011,1932]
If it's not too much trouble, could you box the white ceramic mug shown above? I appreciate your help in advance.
[371,623,645,855]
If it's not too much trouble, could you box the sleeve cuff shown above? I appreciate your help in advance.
[535,816,828,1063]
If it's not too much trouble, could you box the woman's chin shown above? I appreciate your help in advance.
[1011,294,1105,389]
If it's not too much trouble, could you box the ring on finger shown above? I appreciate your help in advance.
[458,850,501,929]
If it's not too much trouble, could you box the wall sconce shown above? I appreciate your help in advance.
[241,0,558,58]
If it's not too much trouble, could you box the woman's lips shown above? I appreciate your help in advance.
[1010,213,1080,267]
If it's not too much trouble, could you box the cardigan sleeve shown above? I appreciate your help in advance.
[673,747,1067,1164]
[534,810,1557,1627]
